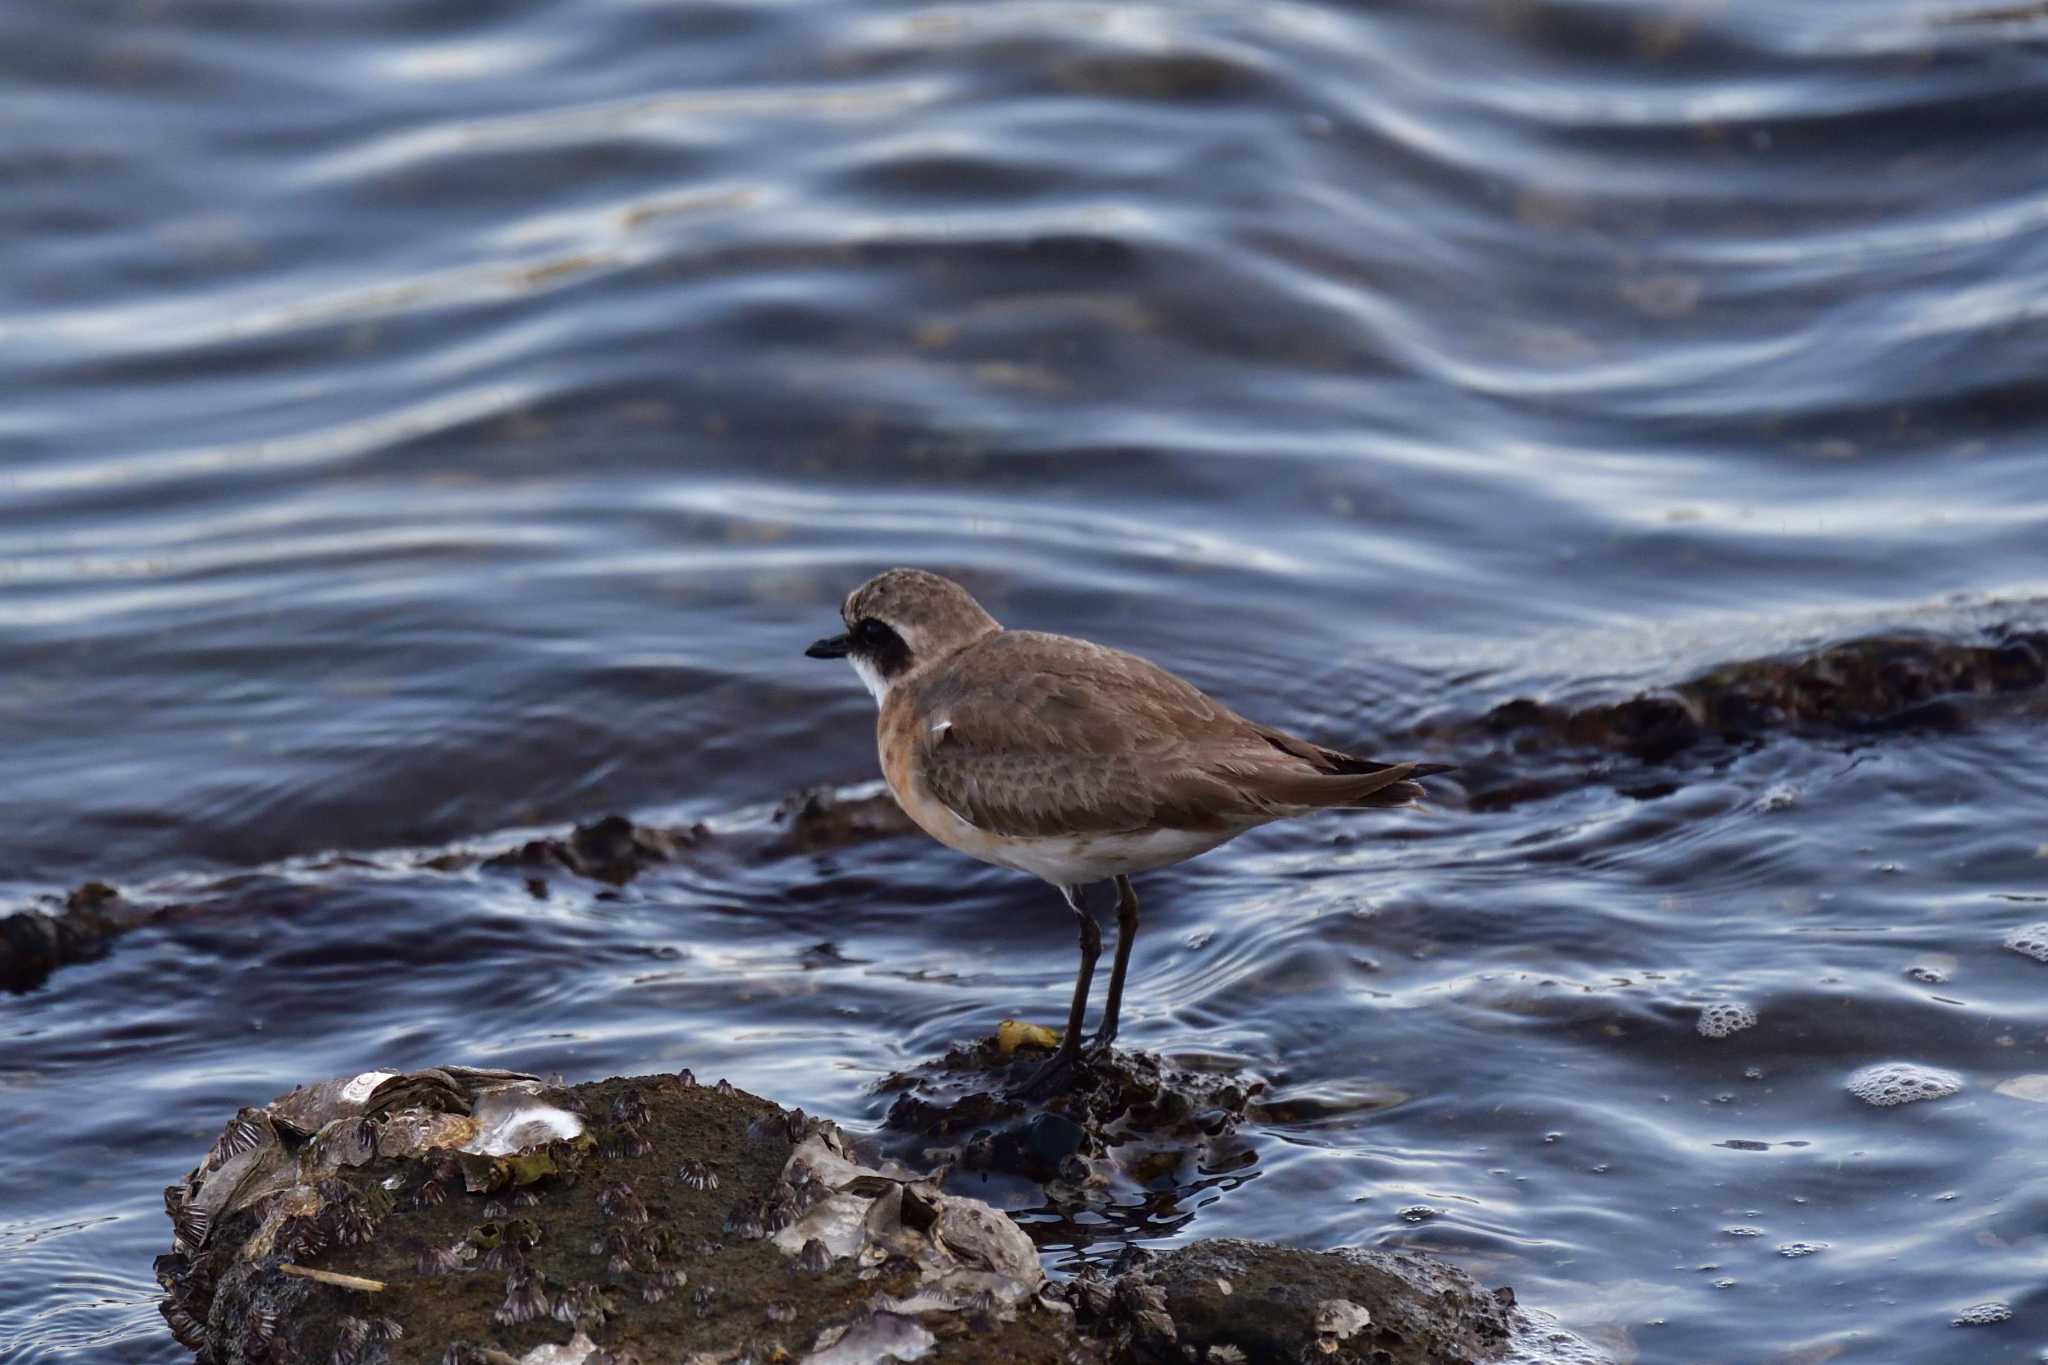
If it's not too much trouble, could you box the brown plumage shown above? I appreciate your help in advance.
[806,568,1452,1092]
[908,630,1437,839]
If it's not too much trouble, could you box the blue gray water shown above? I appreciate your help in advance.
[6,0,2048,1359]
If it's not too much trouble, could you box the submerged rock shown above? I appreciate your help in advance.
[0,881,168,993]
[474,813,702,885]
[1072,1239,1519,1365]
[877,1033,1259,1237]
[769,785,921,854]
[1428,625,2048,808]
[158,1051,1598,1363]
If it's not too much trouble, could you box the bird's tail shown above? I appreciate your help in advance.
[1254,760,1455,811]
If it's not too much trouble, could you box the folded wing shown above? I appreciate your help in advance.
[910,631,1443,839]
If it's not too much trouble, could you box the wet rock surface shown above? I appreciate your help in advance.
[769,785,922,854]
[1071,1239,1519,1365]
[876,1033,1260,1237]
[1,880,169,993]
[470,813,704,886]
[158,1063,1085,1364]
[1408,625,2048,809]
[158,1053,1598,1364]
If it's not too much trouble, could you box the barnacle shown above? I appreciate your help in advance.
[597,1181,649,1225]
[206,1112,269,1170]
[478,1242,529,1273]
[552,1282,611,1328]
[316,1180,378,1247]
[492,1268,552,1326]
[273,1217,327,1261]
[604,1122,652,1159]
[329,1315,372,1365]
[416,1243,467,1276]
[610,1089,650,1126]
[723,1200,765,1241]
[169,1198,211,1252]
[161,1301,206,1351]
[758,1185,800,1235]
[680,1159,719,1192]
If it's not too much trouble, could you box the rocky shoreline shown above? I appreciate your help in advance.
[156,1051,1599,1364]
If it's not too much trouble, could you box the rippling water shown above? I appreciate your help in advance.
[7,0,2048,1360]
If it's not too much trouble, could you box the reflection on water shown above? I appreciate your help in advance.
[5,0,2048,1360]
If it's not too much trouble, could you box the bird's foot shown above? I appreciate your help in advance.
[1015,1044,1082,1099]
[1014,1033,1123,1098]
[1080,1028,1119,1058]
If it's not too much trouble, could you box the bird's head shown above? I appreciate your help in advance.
[806,568,1001,701]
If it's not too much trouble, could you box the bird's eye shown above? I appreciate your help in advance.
[856,617,893,645]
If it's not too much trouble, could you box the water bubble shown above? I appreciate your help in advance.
[1697,1002,1758,1039]
[1775,1241,1827,1258]
[2004,923,2048,964]
[1951,1302,2011,1326]
[1847,1062,1963,1107]
[1397,1205,1442,1223]
[1722,1226,1764,1238]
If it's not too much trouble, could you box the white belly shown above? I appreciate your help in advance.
[944,819,1237,887]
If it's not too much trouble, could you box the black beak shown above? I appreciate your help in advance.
[806,633,851,659]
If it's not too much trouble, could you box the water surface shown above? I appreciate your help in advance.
[6,0,2048,1359]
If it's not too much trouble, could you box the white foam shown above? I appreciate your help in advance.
[1951,1301,2011,1326]
[2003,922,2048,964]
[1697,1002,1757,1039]
[1847,1061,1963,1108]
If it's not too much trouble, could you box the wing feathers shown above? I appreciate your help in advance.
[906,632,1449,838]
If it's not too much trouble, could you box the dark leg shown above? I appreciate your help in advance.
[1090,875,1141,1049]
[1020,885,1100,1095]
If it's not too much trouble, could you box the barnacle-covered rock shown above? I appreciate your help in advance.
[159,1067,1090,1364]
[1074,1238,1601,1365]
[159,1061,1591,1365]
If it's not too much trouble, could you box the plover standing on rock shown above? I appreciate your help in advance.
[807,568,1451,1092]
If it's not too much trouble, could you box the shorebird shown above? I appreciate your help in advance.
[807,568,1451,1091]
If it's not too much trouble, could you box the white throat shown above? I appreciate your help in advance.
[849,654,892,704]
